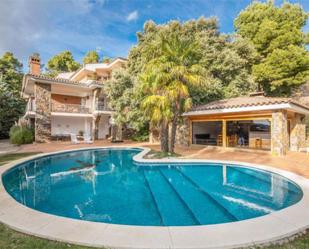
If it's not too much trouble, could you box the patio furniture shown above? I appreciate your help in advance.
[255,138,262,149]
[194,134,216,145]
[227,135,238,147]
[70,134,80,144]
[84,133,93,144]
[217,135,223,146]
[299,147,309,154]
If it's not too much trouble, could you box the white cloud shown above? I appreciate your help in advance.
[126,10,138,22]
[0,0,132,70]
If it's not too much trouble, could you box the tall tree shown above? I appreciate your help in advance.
[0,52,25,138]
[235,1,309,96]
[46,51,80,77]
[129,17,258,101]
[83,50,100,64]
[104,68,149,136]
[102,56,111,63]
[122,17,259,151]
[140,34,205,152]
[0,52,23,95]
[140,73,172,152]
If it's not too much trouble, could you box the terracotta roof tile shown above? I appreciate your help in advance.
[26,73,102,87]
[191,96,309,111]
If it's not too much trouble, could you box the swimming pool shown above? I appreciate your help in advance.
[2,148,303,226]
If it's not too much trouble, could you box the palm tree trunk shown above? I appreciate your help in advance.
[169,113,178,153]
[160,121,169,153]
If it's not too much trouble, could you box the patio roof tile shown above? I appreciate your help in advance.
[191,96,309,111]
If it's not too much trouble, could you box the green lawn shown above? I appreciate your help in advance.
[0,152,308,249]
[0,223,91,249]
[0,152,41,166]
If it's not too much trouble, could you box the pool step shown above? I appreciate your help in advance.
[231,167,300,195]
[142,170,165,225]
[178,169,263,220]
[179,167,275,219]
[143,169,199,226]
[160,168,235,225]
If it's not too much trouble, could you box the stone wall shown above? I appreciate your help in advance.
[111,124,122,141]
[271,110,289,155]
[35,83,51,142]
[149,128,160,144]
[176,117,190,147]
[290,113,306,151]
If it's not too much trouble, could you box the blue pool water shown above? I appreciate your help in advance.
[2,148,303,226]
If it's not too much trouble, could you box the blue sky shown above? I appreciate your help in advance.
[0,0,308,71]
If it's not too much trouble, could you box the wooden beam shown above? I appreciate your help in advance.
[189,111,272,121]
[222,119,227,148]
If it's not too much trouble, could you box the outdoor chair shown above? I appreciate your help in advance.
[299,147,309,155]
[70,134,80,144]
[84,133,93,144]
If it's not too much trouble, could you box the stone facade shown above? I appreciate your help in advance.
[290,113,306,151]
[149,128,160,144]
[111,124,122,141]
[271,110,289,156]
[35,83,51,143]
[176,117,191,147]
[93,115,101,140]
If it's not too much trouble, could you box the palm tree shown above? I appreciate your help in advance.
[141,34,205,153]
[140,73,172,152]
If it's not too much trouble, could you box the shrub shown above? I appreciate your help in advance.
[131,129,149,142]
[9,125,20,137]
[9,125,34,145]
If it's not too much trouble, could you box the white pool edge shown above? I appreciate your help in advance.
[0,146,308,249]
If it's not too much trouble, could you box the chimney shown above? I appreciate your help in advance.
[29,53,41,75]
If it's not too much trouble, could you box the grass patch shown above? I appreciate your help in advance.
[256,230,309,249]
[0,222,92,249]
[145,149,181,159]
[0,152,41,166]
[0,152,308,249]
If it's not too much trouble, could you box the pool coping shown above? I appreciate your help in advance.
[0,146,308,249]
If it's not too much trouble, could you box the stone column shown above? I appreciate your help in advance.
[149,127,160,144]
[290,113,306,151]
[92,88,101,112]
[34,82,51,142]
[92,115,101,140]
[111,124,122,142]
[271,110,289,156]
[175,117,190,147]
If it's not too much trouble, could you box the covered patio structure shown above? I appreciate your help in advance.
[181,94,309,155]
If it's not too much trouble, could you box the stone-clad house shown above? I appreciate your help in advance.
[22,53,309,156]
[22,54,126,142]
[178,92,309,156]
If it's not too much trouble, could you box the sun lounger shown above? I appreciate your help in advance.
[70,134,80,144]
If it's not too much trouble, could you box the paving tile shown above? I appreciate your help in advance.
[38,218,108,247]
[1,142,309,248]
[97,224,173,249]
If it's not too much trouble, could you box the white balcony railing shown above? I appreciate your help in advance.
[51,103,90,114]
[26,99,36,112]
[96,103,112,112]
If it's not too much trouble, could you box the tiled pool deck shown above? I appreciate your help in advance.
[0,143,309,248]
[18,140,309,178]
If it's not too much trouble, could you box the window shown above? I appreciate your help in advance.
[226,120,270,150]
[192,121,222,146]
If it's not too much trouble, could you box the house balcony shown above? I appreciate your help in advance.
[96,104,112,111]
[51,103,90,114]
[94,103,113,115]
[26,100,36,112]
[24,99,36,118]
